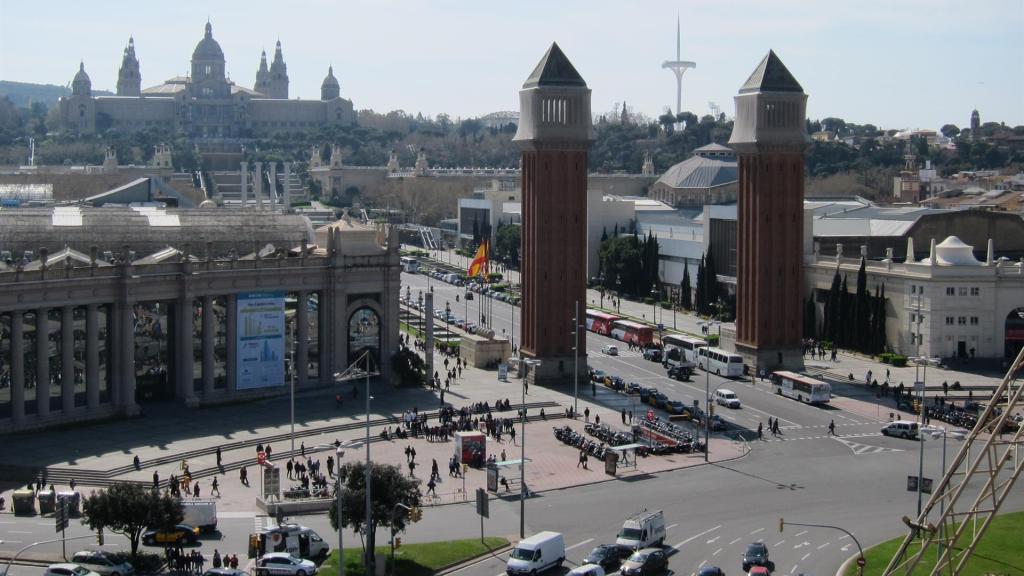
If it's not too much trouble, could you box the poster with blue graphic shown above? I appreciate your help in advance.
[236,292,286,389]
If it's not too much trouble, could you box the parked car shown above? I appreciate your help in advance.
[667,364,694,381]
[698,567,725,576]
[649,392,670,408]
[625,382,643,395]
[203,570,250,576]
[142,524,199,546]
[639,388,658,403]
[583,544,622,570]
[591,369,606,382]
[746,567,771,576]
[665,400,688,416]
[70,552,134,576]
[602,344,619,356]
[709,414,728,431]
[45,565,100,576]
[569,565,605,576]
[256,553,317,576]
[741,542,771,573]
[619,548,668,576]
[642,348,662,362]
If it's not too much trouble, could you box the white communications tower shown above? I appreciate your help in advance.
[662,16,696,116]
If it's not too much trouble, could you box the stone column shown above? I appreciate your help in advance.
[240,161,249,208]
[86,304,100,409]
[61,305,75,413]
[11,312,24,423]
[121,301,136,411]
[202,295,215,397]
[254,161,264,210]
[226,294,237,393]
[36,308,50,418]
[269,163,278,207]
[282,162,292,213]
[178,298,196,403]
[296,290,309,387]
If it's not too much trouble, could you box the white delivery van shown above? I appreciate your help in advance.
[616,510,666,553]
[252,524,330,560]
[881,420,919,440]
[506,531,565,576]
[180,499,217,533]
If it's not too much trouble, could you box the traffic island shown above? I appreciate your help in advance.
[320,537,509,576]
[840,510,1024,576]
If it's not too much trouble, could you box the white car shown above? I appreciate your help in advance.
[256,553,317,576]
[568,564,605,576]
[602,344,619,356]
[71,552,135,576]
[714,389,741,409]
[45,565,101,576]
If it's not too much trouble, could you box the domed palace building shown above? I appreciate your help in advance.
[59,22,355,138]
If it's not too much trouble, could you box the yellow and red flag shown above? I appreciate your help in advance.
[467,241,489,278]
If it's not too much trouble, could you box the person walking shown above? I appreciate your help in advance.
[286,460,294,479]
[239,466,248,486]
[577,450,586,468]
[301,442,305,458]
[757,422,763,440]
[211,476,220,497]
[584,407,590,422]
[426,477,436,495]
[193,482,200,498]
[621,409,626,424]
[264,444,272,460]
[828,420,836,436]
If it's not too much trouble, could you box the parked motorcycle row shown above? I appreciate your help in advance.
[637,416,705,454]
[553,425,612,460]
[924,402,980,429]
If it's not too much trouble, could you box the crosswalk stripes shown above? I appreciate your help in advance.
[833,436,904,455]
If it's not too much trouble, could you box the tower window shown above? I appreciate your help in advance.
[205,65,212,76]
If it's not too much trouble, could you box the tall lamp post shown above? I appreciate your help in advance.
[520,358,541,538]
[910,355,940,518]
[317,440,361,576]
[921,425,965,563]
[615,275,622,314]
[444,301,451,343]
[699,320,720,462]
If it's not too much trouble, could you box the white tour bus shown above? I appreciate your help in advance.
[696,347,744,377]
[661,334,708,366]
[400,256,420,273]
[771,370,832,404]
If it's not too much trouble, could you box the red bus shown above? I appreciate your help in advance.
[611,320,654,346]
[585,309,619,336]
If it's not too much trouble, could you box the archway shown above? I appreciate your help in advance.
[1006,308,1024,359]
[348,306,381,365]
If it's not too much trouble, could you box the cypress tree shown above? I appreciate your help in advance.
[825,269,841,345]
[876,284,887,353]
[804,295,817,338]
[854,257,869,352]
[681,265,692,310]
[695,255,706,315]
[704,246,718,315]
[838,275,850,348]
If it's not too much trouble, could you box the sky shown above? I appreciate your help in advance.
[1,0,1022,130]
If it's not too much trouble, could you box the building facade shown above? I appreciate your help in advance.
[728,50,809,371]
[648,143,738,208]
[0,215,400,432]
[59,23,356,138]
[513,43,592,386]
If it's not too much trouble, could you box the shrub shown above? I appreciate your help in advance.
[643,297,654,305]
[707,334,720,346]
[890,355,908,367]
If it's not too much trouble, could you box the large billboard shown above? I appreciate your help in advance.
[236,292,286,389]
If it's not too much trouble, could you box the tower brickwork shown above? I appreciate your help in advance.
[255,50,271,95]
[513,43,592,386]
[117,37,141,96]
[727,50,808,371]
[266,40,289,99]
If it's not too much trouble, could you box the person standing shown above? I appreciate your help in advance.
[216,446,222,467]
[193,482,200,498]
[757,422,763,440]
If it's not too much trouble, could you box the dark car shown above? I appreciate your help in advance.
[698,567,725,576]
[639,388,658,403]
[620,548,668,576]
[142,524,199,546]
[742,542,771,573]
[583,544,622,570]
[665,400,688,415]
[650,392,670,408]
[709,414,727,431]
[626,382,643,395]
[642,348,662,362]
[667,364,694,381]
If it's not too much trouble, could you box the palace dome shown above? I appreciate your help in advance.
[192,22,224,62]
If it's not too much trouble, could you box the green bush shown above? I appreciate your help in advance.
[487,272,503,282]
[707,334,720,346]
[890,355,908,367]
[660,301,672,309]
[643,297,654,305]
[878,352,893,364]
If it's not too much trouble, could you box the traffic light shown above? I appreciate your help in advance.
[394,537,402,549]
[778,518,784,533]
[409,507,422,522]
[97,528,105,546]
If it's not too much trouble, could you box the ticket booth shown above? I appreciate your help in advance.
[454,431,486,467]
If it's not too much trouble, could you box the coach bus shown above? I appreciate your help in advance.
[661,334,708,366]
[585,309,620,336]
[400,256,419,273]
[696,346,745,377]
[610,320,655,346]
[771,370,832,404]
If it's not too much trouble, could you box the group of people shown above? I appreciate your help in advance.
[164,547,239,574]
[803,339,838,361]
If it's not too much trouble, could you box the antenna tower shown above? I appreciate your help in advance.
[661,16,696,116]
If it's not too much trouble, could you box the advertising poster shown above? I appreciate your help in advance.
[237,292,286,389]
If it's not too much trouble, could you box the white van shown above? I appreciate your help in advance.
[616,510,666,553]
[252,524,330,560]
[180,499,217,533]
[506,531,565,576]
[714,389,741,409]
[881,420,919,440]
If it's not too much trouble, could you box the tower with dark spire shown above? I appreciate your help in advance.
[513,42,593,386]
[117,37,141,96]
[72,61,92,97]
[255,50,271,95]
[970,109,980,140]
[728,50,809,371]
[321,66,340,100]
[265,40,289,99]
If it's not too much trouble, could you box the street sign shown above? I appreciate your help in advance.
[906,475,917,492]
[906,475,933,494]
[657,323,664,331]
[263,466,281,499]
[476,488,489,518]
[913,381,925,393]
[498,363,508,381]
[55,497,69,533]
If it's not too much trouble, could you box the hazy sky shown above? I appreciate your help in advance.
[2,0,1021,130]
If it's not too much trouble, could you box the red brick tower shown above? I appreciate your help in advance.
[513,43,592,385]
[727,51,808,371]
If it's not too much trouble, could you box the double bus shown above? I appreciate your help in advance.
[696,347,745,378]
[661,334,708,366]
[610,320,654,346]
[400,256,419,273]
[771,371,832,404]
[585,309,620,336]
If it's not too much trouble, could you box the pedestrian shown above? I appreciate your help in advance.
[265,444,272,459]
[595,414,601,426]
[510,426,517,445]
[193,482,200,498]
[757,422,763,440]
[69,478,77,491]
[211,476,220,497]
[230,554,239,569]
[828,420,836,436]
[405,445,412,462]
[287,460,294,479]
[216,446,222,467]
[427,478,436,495]
[501,448,507,461]
[431,458,439,480]
[767,416,773,432]
[584,407,590,422]
[577,450,585,468]
[524,379,528,395]
[212,550,222,569]
[133,455,141,470]
[408,460,416,477]
[583,452,589,469]
[301,442,305,457]
[240,466,248,486]
[621,409,626,424]
[410,446,417,462]
[592,382,597,396]
[256,442,264,454]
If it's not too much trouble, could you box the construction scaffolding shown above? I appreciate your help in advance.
[883,346,1024,575]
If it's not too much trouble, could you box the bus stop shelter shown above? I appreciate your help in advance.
[486,459,531,493]
[609,444,643,470]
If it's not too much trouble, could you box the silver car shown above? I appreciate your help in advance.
[256,553,317,576]
[71,552,135,576]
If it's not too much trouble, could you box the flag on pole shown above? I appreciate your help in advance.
[468,241,488,278]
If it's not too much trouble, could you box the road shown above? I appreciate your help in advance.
[2,270,1020,576]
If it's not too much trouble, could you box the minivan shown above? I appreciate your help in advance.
[507,531,565,575]
[714,389,741,409]
[881,420,919,439]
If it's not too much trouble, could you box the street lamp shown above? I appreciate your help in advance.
[316,440,362,576]
[445,301,451,344]
[699,320,721,462]
[650,287,659,327]
[910,355,940,518]
[920,425,965,563]
[520,358,542,538]
[615,275,622,313]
